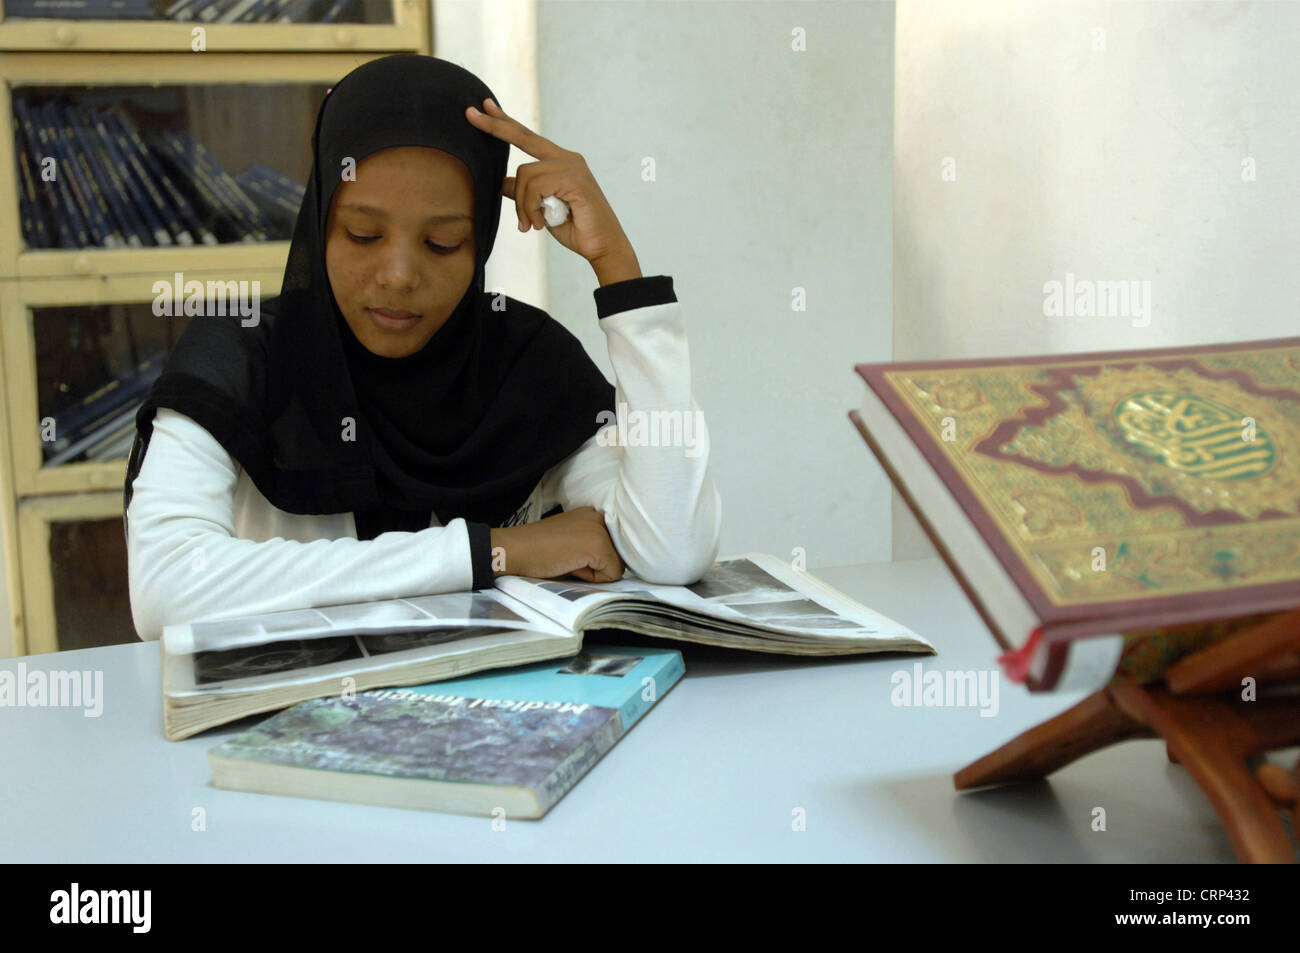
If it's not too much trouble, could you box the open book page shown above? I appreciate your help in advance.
[708,553,934,645]
[496,554,935,650]
[163,589,573,697]
[492,573,663,631]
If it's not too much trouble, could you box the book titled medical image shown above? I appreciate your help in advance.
[206,647,685,818]
[213,691,618,793]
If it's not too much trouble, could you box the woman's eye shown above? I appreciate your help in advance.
[345,230,459,254]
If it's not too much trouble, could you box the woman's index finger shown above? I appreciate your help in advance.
[469,98,565,160]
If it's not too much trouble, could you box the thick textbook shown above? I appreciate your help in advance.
[850,336,1300,692]
[207,645,683,819]
[162,553,935,740]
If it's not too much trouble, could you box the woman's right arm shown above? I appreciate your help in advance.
[126,408,484,642]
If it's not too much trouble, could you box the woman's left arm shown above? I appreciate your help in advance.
[543,274,722,585]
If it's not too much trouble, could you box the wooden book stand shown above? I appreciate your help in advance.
[954,607,1300,863]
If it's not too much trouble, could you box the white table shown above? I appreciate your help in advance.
[0,557,1266,862]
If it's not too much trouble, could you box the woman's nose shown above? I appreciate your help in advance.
[374,244,420,290]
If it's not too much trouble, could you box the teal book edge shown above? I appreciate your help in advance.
[396,643,684,732]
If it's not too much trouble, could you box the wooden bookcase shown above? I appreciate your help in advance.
[0,4,433,657]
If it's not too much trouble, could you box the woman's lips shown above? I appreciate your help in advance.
[367,307,422,331]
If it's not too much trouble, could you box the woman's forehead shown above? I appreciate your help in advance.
[331,148,474,215]
[360,144,465,167]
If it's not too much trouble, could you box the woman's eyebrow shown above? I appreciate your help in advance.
[337,202,471,223]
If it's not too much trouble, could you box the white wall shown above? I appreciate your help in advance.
[536,0,897,571]
[433,0,549,309]
[893,0,1300,558]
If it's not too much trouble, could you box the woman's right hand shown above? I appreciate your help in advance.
[490,506,625,583]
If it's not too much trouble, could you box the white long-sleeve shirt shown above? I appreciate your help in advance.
[126,275,722,642]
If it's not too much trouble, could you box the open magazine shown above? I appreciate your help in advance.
[161,553,936,740]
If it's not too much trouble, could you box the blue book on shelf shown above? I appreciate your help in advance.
[208,646,685,819]
[65,102,151,246]
[16,97,90,247]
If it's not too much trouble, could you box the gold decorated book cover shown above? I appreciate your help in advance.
[854,337,1300,650]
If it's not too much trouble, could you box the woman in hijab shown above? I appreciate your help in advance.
[123,53,721,642]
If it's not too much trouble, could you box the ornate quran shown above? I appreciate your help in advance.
[856,337,1300,681]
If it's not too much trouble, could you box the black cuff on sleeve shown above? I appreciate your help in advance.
[465,520,494,590]
[593,275,676,320]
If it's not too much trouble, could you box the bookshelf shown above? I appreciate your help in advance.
[0,2,433,657]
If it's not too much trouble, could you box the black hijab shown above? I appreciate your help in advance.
[123,53,616,539]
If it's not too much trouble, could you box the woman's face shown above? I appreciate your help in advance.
[325,145,476,359]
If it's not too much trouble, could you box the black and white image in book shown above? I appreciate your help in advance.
[685,557,865,631]
[177,590,562,691]
[559,652,643,678]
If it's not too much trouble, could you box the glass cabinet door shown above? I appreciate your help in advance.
[11,81,323,252]
[17,492,135,653]
[32,302,192,467]
[1,273,280,495]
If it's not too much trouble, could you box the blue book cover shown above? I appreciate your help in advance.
[66,102,151,246]
[17,97,90,247]
[208,646,684,819]
[38,102,109,247]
